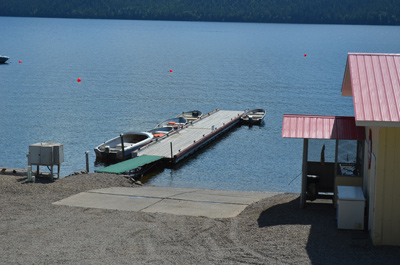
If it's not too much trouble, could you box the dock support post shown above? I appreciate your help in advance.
[120,134,125,161]
[85,151,89,172]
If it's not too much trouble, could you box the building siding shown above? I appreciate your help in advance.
[374,127,400,245]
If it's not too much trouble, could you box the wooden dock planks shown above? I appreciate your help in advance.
[136,110,245,159]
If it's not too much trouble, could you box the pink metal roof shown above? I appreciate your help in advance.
[341,53,400,127]
[282,114,365,140]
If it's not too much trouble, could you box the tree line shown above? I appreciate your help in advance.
[1,0,399,25]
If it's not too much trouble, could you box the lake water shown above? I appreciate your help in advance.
[1,17,399,192]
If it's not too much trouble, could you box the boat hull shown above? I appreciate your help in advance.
[156,117,187,128]
[94,132,153,162]
[0,56,9,64]
[147,126,174,137]
[177,110,203,122]
[241,109,266,125]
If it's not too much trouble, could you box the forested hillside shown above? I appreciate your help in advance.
[1,0,399,25]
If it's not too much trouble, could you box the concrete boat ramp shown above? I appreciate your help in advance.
[53,186,280,218]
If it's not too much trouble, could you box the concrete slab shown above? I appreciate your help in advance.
[141,199,248,218]
[53,186,280,218]
[90,186,201,198]
[171,189,272,204]
[53,192,161,212]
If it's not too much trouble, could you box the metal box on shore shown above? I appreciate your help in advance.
[28,143,64,166]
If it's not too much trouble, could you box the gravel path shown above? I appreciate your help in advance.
[1,170,399,264]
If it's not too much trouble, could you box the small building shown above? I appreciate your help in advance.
[283,53,400,246]
[282,115,365,208]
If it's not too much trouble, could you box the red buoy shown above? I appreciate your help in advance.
[19,60,22,63]
[169,69,173,72]
[304,54,307,57]
[77,78,81,82]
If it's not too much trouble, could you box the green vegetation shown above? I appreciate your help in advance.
[1,0,399,25]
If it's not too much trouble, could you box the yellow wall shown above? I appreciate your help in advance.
[364,127,379,238]
[372,127,400,246]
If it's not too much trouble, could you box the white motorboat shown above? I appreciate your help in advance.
[241,109,266,125]
[94,132,153,161]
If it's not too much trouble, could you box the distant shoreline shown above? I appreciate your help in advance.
[1,0,399,26]
[1,15,399,27]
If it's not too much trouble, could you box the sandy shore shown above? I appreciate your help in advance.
[1,170,400,264]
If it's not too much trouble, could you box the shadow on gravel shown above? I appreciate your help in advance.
[17,176,55,184]
[2,168,54,184]
[257,197,400,265]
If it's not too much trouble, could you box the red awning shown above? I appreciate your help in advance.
[342,53,400,127]
[282,114,365,140]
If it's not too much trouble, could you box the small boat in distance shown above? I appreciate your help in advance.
[241,109,266,125]
[156,117,187,128]
[0,55,10,64]
[177,110,203,122]
[94,132,153,161]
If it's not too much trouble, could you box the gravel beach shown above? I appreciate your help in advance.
[1,170,400,264]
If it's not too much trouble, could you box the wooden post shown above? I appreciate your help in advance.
[300,139,308,208]
[120,134,125,161]
[170,142,173,160]
[85,151,89,172]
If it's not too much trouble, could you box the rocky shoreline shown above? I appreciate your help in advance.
[1,169,399,264]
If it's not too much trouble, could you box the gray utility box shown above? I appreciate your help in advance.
[28,143,64,166]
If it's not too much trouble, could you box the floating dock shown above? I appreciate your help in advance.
[96,109,247,175]
[95,155,164,174]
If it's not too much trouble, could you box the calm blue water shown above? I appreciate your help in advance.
[1,17,399,192]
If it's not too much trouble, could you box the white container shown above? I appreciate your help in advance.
[337,186,365,230]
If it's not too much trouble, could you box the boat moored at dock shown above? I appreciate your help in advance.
[156,117,187,129]
[94,132,153,161]
[241,109,266,125]
[147,126,174,138]
[177,110,203,122]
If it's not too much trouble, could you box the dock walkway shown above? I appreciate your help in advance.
[136,109,245,162]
